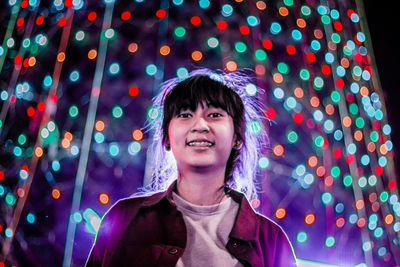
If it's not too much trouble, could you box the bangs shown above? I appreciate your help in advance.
[164,75,239,117]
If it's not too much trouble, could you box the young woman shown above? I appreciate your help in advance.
[86,69,296,266]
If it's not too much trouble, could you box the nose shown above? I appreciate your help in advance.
[191,116,209,133]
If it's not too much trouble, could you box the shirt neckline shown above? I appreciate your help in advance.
[172,191,233,215]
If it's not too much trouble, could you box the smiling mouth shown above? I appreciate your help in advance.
[186,140,215,147]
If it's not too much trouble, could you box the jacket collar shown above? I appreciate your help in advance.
[140,180,259,242]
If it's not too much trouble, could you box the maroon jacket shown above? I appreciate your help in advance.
[86,182,296,266]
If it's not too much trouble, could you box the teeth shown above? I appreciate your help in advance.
[187,141,214,147]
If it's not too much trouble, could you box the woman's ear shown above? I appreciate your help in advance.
[234,140,243,150]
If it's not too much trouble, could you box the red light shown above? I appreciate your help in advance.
[156,9,167,19]
[346,93,355,102]
[333,21,342,31]
[216,20,227,30]
[265,108,276,120]
[190,16,201,26]
[375,165,383,176]
[286,44,296,55]
[321,64,331,75]
[17,18,24,27]
[64,0,73,7]
[364,66,372,75]
[336,78,345,89]
[0,171,4,180]
[14,55,22,65]
[346,154,354,164]
[50,94,58,103]
[128,86,139,97]
[88,12,97,21]
[388,180,396,190]
[239,25,250,35]
[23,58,29,68]
[36,16,44,25]
[27,106,35,117]
[262,39,273,50]
[21,0,28,8]
[347,9,355,18]
[21,165,29,172]
[293,113,303,124]
[306,52,316,63]
[333,148,342,159]
[37,101,45,112]
[121,11,131,21]
[372,120,381,130]
[58,17,67,27]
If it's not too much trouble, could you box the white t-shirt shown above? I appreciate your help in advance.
[172,192,242,267]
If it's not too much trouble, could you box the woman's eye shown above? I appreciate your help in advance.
[209,113,222,118]
[178,113,191,118]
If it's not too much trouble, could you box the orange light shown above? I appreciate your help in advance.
[159,45,171,56]
[64,132,73,141]
[354,130,363,141]
[324,176,334,187]
[360,86,369,96]
[256,1,267,10]
[28,56,36,67]
[335,217,345,228]
[132,128,144,141]
[191,50,203,61]
[340,57,350,68]
[294,87,304,98]
[342,116,352,127]
[325,104,335,115]
[355,199,365,210]
[272,73,283,84]
[272,144,285,157]
[356,217,366,228]
[379,144,388,155]
[310,96,320,107]
[275,207,287,220]
[88,49,97,60]
[57,52,66,62]
[307,155,318,168]
[278,7,289,16]
[367,142,376,153]
[304,213,316,225]
[95,120,105,132]
[61,138,71,149]
[51,188,61,200]
[226,61,237,72]
[98,192,110,205]
[35,147,43,157]
[384,213,394,225]
[296,18,306,28]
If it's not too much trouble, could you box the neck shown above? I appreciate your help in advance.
[176,167,227,206]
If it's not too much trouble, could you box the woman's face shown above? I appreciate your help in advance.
[167,102,236,173]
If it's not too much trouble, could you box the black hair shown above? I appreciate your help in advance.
[161,75,245,182]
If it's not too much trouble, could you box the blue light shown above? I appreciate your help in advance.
[310,40,321,51]
[321,192,333,205]
[221,4,233,17]
[270,22,282,35]
[360,154,370,166]
[317,5,329,15]
[273,87,285,100]
[291,30,302,41]
[247,15,259,27]
[69,70,80,82]
[350,82,359,94]
[94,132,105,143]
[325,52,334,63]
[198,0,210,9]
[335,202,345,214]
[330,9,340,19]
[323,119,334,133]
[296,231,308,243]
[336,66,345,77]
[312,110,324,122]
[109,62,120,75]
[176,67,189,80]
[52,160,61,171]
[43,75,53,88]
[128,141,141,155]
[347,143,357,154]
[27,212,35,224]
[351,13,360,23]
[145,63,157,76]
[333,129,343,141]
[109,143,119,156]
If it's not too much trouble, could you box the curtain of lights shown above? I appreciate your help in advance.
[0,0,399,266]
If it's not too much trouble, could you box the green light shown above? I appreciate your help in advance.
[379,191,388,202]
[283,0,294,6]
[343,46,352,56]
[301,5,311,16]
[299,69,310,81]
[331,33,341,43]
[277,62,289,74]
[349,103,359,115]
[355,117,364,128]
[174,26,186,38]
[235,41,247,53]
[313,76,324,90]
[330,166,340,178]
[314,135,324,148]
[321,15,331,24]
[286,130,298,144]
[69,105,79,118]
[247,120,262,135]
[370,131,379,142]
[343,174,352,187]
[22,38,31,48]
[5,193,16,206]
[207,37,219,48]
[147,107,160,120]
[18,134,27,145]
[112,106,123,118]
[331,91,340,103]
[255,49,267,61]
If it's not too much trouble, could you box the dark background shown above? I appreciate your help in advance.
[363,1,400,174]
